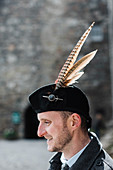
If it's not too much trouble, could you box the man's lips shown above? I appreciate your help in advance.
[46,137,53,144]
[44,135,52,140]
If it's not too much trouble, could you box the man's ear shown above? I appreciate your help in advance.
[70,113,81,129]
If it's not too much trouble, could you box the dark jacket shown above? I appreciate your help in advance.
[48,133,113,170]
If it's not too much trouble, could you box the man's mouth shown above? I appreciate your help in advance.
[47,138,53,143]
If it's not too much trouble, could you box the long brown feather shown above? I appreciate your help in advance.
[55,22,95,89]
[64,50,97,82]
[64,72,84,86]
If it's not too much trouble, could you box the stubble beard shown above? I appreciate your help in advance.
[48,125,72,153]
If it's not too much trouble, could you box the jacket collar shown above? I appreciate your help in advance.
[49,152,62,170]
[70,132,102,169]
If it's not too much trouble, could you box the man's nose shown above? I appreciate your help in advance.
[37,124,47,137]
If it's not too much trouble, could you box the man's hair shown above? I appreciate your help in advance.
[60,111,88,133]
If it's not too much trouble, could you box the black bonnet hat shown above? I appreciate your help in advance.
[29,84,92,128]
[28,23,97,129]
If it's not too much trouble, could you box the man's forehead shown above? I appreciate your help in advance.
[37,111,61,120]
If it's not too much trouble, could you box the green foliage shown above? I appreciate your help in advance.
[3,128,18,140]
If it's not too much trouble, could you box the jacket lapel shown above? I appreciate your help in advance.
[49,152,62,170]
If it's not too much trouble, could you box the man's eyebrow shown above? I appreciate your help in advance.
[37,116,50,121]
[37,115,44,120]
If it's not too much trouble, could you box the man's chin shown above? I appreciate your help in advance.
[47,145,61,152]
[47,145,55,152]
[47,139,61,152]
[48,148,54,152]
[46,139,53,151]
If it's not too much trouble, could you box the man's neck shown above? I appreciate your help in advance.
[62,131,91,160]
[61,142,90,167]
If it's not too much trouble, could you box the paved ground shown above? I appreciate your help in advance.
[0,139,54,170]
[1,124,113,170]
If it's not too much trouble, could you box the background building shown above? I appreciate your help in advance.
[0,0,112,138]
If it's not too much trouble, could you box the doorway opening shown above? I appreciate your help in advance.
[24,105,40,139]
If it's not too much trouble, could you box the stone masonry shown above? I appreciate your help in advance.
[0,0,111,137]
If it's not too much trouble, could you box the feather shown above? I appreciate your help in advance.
[64,72,84,86]
[55,22,95,89]
[64,50,97,82]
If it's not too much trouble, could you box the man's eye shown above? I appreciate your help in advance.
[45,121,50,125]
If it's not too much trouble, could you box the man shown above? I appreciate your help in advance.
[29,84,113,170]
[29,23,113,169]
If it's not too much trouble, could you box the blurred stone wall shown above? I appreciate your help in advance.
[0,0,111,137]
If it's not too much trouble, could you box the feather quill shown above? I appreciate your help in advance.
[55,22,97,89]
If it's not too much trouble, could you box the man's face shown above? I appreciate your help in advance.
[38,111,72,152]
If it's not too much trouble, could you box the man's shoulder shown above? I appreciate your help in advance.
[92,149,113,169]
[102,149,113,169]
